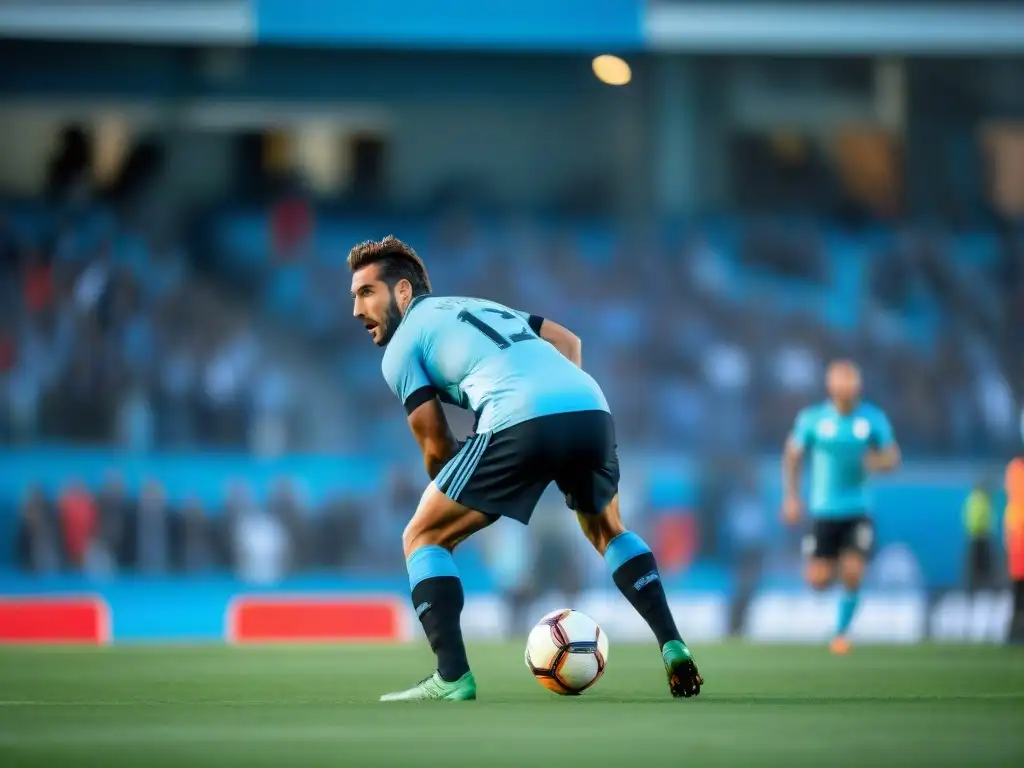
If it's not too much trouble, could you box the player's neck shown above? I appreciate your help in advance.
[831,399,857,415]
[402,294,428,318]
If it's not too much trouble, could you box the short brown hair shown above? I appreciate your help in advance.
[347,235,431,296]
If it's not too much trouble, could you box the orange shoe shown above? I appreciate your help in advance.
[830,636,851,655]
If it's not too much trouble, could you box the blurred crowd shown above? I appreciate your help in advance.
[0,203,300,454]
[223,205,1023,457]
[2,193,1022,459]
[13,470,422,582]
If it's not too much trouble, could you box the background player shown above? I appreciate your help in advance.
[349,235,703,701]
[781,360,901,654]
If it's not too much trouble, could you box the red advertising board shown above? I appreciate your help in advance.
[0,596,110,644]
[227,595,406,643]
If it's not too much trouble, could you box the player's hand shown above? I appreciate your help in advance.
[782,494,803,526]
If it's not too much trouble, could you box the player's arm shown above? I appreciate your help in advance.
[782,410,813,524]
[406,398,459,480]
[864,410,901,474]
[864,444,900,473]
[517,312,583,367]
[383,339,458,480]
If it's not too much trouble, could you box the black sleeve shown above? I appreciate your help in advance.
[528,315,545,335]
[403,385,436,415]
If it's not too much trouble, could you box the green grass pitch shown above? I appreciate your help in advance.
[1,642,1022,766]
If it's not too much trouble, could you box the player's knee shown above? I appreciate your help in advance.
[839,556,866,590]
[402,519,451,559]
[807,576,831,592]
[805,562,833,591]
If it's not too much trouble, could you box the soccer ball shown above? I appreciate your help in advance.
[524,608,609,695]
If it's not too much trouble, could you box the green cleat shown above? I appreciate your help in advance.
[662,640,704,699]
[379,671,477,702]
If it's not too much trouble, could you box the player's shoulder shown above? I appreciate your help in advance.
[380,333,407,377]
[380,305,426,373]
[380,295,466,367]
[856,401,890,421]
[445,294,511,311]
[409,294,497,316]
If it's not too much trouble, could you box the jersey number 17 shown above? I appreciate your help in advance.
[458,308,535,350]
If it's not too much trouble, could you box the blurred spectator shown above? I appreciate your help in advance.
[963,478,995,594]
[45,125,93,206]
[97,471,130,569]
[115,378,156,453]
[72,245,111,315]
[249,365,292,457]
[144,231,187,304]
[233,494,289,585]
[155,330,199,447]
[47,312,113,441]
[0,320,14,374]
[481,518,534,637]
[530,495,583,612]
[200,316,259,446]
[175,496,213,574]
[269,478,308,572]
[0,319,17,440]
[724,468,769,636]
[217,481,251,570]
[0,212,17,269]
[22,248,54,314]
[362,468,420,569]
[58,482,97,570]
[16,485,59,574]
[136,480,169,574]
[320,493,366,570]
[270,183,313,261]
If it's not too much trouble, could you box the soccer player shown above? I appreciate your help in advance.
[781,360,900,654]
[349,236,703,701]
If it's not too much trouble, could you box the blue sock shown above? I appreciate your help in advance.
[836,589,860,638]
[406,545,469,682]
[605,532,682,648]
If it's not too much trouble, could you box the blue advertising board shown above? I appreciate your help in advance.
[253,0,644,50]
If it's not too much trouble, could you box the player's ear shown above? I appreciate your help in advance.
[395,278,413,309]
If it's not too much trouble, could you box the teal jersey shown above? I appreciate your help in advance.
[382,295,609,434]
[789,401,895,518]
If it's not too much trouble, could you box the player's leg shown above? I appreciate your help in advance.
[573,495,702,697]
[381,472,494,702]
[555,411,701,697]
[383,426,549,701]
[803,520,839,592]
[803,521,849,652]
[832,517,873,654]
[804,557,836,591]
[574,495,681,646]
[832,551,866,653]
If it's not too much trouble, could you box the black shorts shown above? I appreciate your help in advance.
[803,515,874,560]
[434,410,619,524]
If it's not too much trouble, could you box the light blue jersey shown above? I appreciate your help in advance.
[789,401,895,518]
[382,295,609,433]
